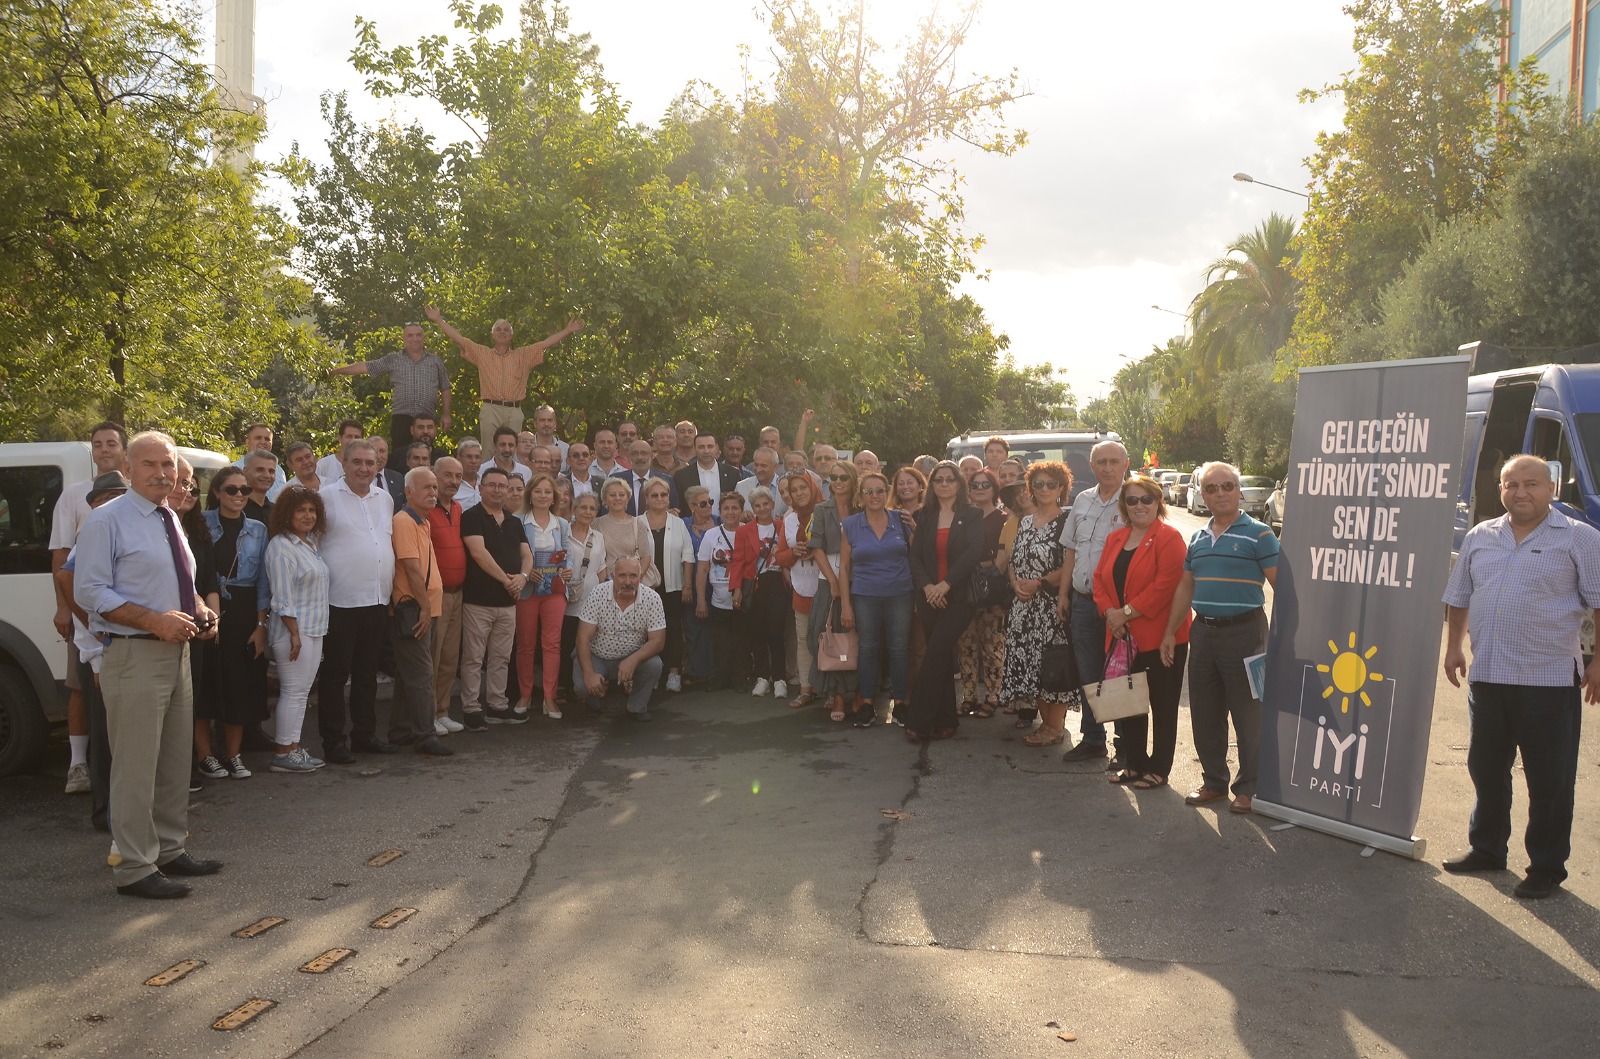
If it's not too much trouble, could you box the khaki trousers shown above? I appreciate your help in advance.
[479,402,524,447]
[459,603,516,710]
[101,638,192,886]
[431,588,464,717]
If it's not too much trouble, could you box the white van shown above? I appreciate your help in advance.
[0,441,229,775]
[946,430,1121,502]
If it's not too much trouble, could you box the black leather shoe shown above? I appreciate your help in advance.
[1442,850,1506,874]
[117,872,191,899]
[416,737,455,756]
[353,736,400,754]
[323,743,356,765]
[1063,742,1108,762]
[1513,874,1561,899]
[158,853,223,876]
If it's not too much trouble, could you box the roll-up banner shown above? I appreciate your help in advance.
[1254,356,1470,858]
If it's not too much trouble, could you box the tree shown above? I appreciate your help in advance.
[1187,213,1299,381]
[1290,0,1547,367]
[0,0,329,445]
[984,355,1075,430]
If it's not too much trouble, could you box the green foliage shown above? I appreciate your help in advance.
[984,355,1076,431]
[0,0,336,447]
[1291,0,1548,367]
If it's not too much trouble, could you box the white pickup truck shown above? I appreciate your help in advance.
[0,442,229,775]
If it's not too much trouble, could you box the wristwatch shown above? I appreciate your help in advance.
[1121,604,1134,618]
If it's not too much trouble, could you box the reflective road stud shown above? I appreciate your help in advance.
[232,916,287,939]
[212,998,275,1030]
[366,849,405,867]
[144,959,204,987]
[300,948,356,974]
[369,907,417,929]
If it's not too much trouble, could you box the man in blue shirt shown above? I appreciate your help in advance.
[1441,454,1600,899]
[1163,461,1279,815]
[74,432,224,899]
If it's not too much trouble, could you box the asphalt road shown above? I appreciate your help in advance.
[3,559,1598,1056]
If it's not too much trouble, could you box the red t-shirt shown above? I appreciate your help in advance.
[427,500,468,590]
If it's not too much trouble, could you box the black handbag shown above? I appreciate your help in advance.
[739,577,757,612]
[967,562,1012,607]
[1038,641,1081,693]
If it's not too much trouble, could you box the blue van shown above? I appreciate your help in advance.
[1455,363,1600,550]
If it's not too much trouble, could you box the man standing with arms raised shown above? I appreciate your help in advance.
[75,432,222,899]
[1055,439,1129,764]
[424,305,581,446]
[1441,454,1600,899]
[317,439,397,763]
[330,322,453,470]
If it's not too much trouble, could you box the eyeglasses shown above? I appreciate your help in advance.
[930,476,959,485]
[1124,493,1157,506]
[218,485,250,497]
[1201,481,1238,494]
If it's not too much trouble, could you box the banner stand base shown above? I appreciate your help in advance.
[1252,800,1427,861]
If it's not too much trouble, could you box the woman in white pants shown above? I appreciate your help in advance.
[264,488,332,773]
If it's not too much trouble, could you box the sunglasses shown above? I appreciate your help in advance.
[930,476,959,485]
[1031,479,1063,490]
[693,500,712,507]
[828,473,851,482]
[218,484,250,497]
[1125,493,1157,506]
[1202,481,1238,494]
[970,480,994,490]
[860,487,888,496]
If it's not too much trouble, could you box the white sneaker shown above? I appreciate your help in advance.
[434,717,450,736]
[64,762,90,794]
[666,672,682,692]
[107,840,122,868]
[752,678,771,697]
[773,680,789,699]
[438,715,464,733]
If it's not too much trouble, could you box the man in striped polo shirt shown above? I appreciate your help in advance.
[424,304,582,446]
[1163,461,1278,814]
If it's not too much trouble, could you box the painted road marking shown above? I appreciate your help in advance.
[144,959,204,987]
[366,849,405,867]
[299,948,356,974]
[212,998,275,1031]
[369,907,417,929]
[232,916,287,939]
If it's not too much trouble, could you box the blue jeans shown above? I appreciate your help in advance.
[580,652,663,715]
[852,591,914,702]
[1070,594,1109,746]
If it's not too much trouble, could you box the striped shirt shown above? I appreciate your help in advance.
[265,533,331,638]
[366,350,451,416]
[1443,509,1600,685]
[461,343,544,402]
[1184,512,1278,616]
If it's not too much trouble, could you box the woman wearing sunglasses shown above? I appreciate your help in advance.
[1093,474,1191,789]
[838,471,915,728]
[169,460,223,787]
[957,468,1009,717]
[808,461,861,720]
[1002,460,1085,746]
[194,466,272,780]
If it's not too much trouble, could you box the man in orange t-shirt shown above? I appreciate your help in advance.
[390,467,453,756]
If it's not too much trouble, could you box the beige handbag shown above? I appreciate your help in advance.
[1083,637,1150,722]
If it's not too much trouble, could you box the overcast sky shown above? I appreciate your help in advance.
[244,0,1357,404]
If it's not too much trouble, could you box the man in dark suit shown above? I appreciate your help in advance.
[374,438,408,510]
[674,432,742,507]
[614,440,676,515]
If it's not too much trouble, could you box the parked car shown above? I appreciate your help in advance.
[1239,476,1274,521]
[1169,472,1192,507]
[1156,470,1180,501]
[0,441,228,776]
[1266,480,1287,534]
[1186,465,1208,514]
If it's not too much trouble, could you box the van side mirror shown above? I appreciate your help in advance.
[1548,460,1562,488]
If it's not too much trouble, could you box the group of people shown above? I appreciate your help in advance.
[50,309,1592,903]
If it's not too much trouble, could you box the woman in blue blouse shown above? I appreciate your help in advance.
[264,488,331,773]
[838,472,915,728]
[194,466,272,780]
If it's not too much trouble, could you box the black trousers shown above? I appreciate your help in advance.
[908,597,976,736]
[388,413,415,472]
[560,614,580,693]
[709,605,740,689]
[79,658,111,832]
[657,588,684,672]
[1114,643,1188,777]
[317,604,388,749]
[744,571,788,682]
[1467,680,1582,882]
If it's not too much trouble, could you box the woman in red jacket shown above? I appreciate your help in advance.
[1092,473,1192,789]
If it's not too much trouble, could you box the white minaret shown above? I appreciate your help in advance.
[214,0,265,163]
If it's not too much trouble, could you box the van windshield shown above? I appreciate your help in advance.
[1573,414,1600,493]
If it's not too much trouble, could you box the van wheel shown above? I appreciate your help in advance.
[0,662,47,777]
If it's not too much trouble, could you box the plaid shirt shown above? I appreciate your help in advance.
[1443,509,1600,686]
[367,350,450,416]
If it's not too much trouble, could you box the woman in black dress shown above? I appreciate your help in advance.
[194,466,271,780]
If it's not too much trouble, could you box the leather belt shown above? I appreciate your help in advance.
[1193,608,1263,628]
[482,399,521,408]
[105,632,160,641]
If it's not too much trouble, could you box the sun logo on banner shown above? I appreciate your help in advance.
[1316,633,1383,714]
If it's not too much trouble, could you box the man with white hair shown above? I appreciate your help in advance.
[455,437,485,511]
[424,305,582,445]
[737,447,790,517]
[389,467,453,757]
[575,557,667,721]
[1055,439,1130,763]
[1164,460,1278,815]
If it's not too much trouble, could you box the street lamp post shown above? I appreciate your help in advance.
[1151,304,1187,319]
[1233,172,1309,200]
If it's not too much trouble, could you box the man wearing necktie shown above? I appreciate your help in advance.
[75,432,224,899]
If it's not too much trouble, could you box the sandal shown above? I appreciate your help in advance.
[1022,726,1065,747]
[1131,774,1168,790]
[828,695,846,722]
[971,703,996,719]
[788,688,817,709]
[1108,769,1141,785]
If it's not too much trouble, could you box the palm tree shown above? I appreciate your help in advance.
[1186,213,1300,381]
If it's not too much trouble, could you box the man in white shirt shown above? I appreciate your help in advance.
[48,420,126,797]
[589,428,623,479]
[233,423,290,500]
[316,419,365,481]
[564,441,597,499]
[489,426,533,484]
[316,439,397,763]
[456,437,485,511]
[673,432,740,504]
[576,557,666,721]
[736,447,790,517]
[283,442,322,492]
[532,405,570,463]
